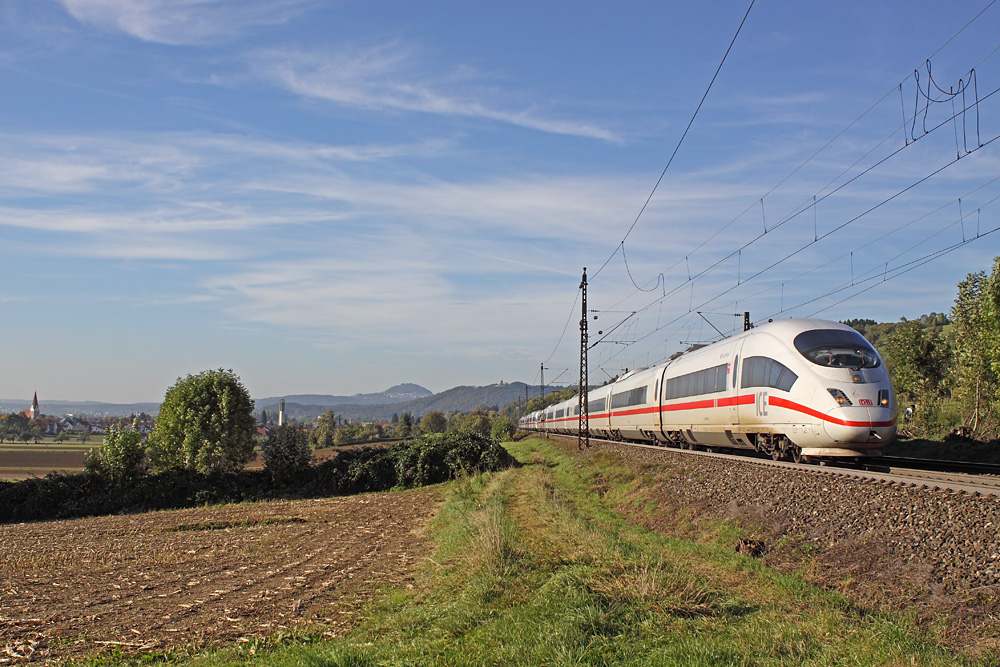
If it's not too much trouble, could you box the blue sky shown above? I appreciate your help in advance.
[1,0,999,403]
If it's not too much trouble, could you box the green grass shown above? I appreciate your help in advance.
[67,438,997,666]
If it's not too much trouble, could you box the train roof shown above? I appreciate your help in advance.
[745,318,859,338]
[661,318,863,365]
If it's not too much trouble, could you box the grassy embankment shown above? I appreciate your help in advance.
[81,436,993,666]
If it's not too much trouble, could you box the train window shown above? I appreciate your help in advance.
[794,329,880,368]
[768,361,783,387]
[587,398,606,414]
[555,409,565,419]
[610,386,648,409]
[741,356,798,391]
[716,365,727,392]
[664,363,728,400]
[751,357,767,387]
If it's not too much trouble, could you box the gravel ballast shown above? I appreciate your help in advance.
[585,441,1000,633]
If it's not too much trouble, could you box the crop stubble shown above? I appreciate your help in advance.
[0,488,439,662]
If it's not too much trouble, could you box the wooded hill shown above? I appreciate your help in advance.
[261,382,572,423]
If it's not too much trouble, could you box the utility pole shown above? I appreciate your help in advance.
[540,362,545,400]
[578,267,589,449]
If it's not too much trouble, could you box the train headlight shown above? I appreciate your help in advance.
[852,373,864,384]
[878,389,890,407]
[828,388,852,406]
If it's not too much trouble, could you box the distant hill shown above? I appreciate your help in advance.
[255,383,433,408]
[0,382,572,422]
[263,383,571,423]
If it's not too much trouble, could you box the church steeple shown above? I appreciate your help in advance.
[30,392,39,419]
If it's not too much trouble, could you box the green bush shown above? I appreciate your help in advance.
[490,415,517,442]
[0,428,517,524]
[84,421,146,482]
[147,369,256,474]
[261,426,314,481]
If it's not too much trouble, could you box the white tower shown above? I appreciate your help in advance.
[278,398,286,426]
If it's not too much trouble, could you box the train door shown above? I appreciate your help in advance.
[654,365,669,443]
[728,339,746,426]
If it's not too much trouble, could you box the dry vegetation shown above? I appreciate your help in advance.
[0,488,440,662]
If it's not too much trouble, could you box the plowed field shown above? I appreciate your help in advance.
[0,488,440,662]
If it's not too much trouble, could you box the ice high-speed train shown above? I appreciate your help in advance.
[520,318,897,461]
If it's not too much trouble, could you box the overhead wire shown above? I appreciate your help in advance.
[592,0,757,281]
[736,176,1000,309]
[597,1,1000,316]
[593,131,1000,368]
[593,79,1000,362]
[552,1,1000,375]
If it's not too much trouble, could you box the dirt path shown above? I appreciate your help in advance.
[0,487,440,662]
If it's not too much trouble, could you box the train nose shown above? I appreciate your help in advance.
[823,406,880,443]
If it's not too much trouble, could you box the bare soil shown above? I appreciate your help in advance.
[0,445,381,480]
[0,487,440,663]
[0,450,87,480]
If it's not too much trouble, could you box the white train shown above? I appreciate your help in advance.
[520,318,897,461]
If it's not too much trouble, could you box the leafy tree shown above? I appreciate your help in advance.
[951,258,1000,438]
[390,412,413,438]
[491,415,517,442]
[457,408,493,438]
[419,410,447,434]
[309,410,337,449]
[147,369,257,474]
[883,320,954,437]
[883,320,951,402]
[84,420,146,481]
[334,423,361,446]
[360,422,384,442]
[525,388,577,414]
[261,425,313,480]
[259,409,268,426]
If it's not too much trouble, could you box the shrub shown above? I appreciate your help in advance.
[261,426,313,481]
[490,415,517,442]
[147,369,256,474]
[0,424,518,524]
[83,421,146,482]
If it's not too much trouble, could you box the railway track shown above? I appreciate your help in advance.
[544,433,1000,497]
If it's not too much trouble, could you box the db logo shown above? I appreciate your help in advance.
[858,399,873,406]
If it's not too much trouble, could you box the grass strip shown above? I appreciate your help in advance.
[76,437,992,666]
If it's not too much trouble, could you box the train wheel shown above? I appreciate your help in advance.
[770,449,781,461]
[791,447,804,464]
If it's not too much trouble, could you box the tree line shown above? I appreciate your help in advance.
[2,368,518,523]
[870,257,1000,441]
[305,407,517,449]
